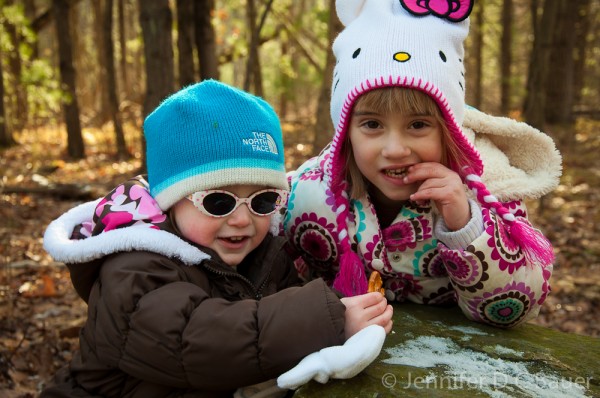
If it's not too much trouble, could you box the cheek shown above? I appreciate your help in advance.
[174,203,218,246]
[253,216,272,239]
[181,221,216,247]
[351,139,376,171]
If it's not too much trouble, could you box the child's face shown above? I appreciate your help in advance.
[172,185,274,267]
[349,106,443,204]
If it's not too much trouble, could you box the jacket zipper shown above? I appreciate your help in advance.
[202,263,269,300]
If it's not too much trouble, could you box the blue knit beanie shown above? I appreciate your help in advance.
[144,80,287,210]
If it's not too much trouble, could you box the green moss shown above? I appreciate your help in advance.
[293,304,599,397]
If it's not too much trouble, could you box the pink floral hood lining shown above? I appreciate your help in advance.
[43,177,210,265]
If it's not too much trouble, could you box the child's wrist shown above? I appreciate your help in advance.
[435,199,483,249]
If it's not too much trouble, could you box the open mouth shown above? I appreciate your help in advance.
[383,168,408,178]
[222,236,246,243]
[218,236,250,246]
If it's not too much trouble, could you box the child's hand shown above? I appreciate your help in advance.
[340,292,393,339]
[404,162,470,231]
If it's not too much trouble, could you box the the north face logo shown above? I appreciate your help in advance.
[242,132,279,155]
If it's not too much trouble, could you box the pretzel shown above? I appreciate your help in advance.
[367,271,385,296]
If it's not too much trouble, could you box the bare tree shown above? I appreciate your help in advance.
[92,0,110,124]
[312,0,343,156]
[117,0,128,97]
[573,0,591,109]
[0,44,16,147]
[194,0,219,80]
[523,0,560,130]
[5,17,28,130]
[177,0,196,87]
[104,0,129,158]
[53,0,85,159]
[138,0,174,169]
[244,0,274,95]
[544,0,579,125]
[500,0,513,115]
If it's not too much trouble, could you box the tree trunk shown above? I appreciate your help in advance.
[53,0,85,159]
[92,0,111,125]
[104,0,129,158]
[0,44,16,148]
[244,0,274,96]
[544,0,578,125]
[523,0,559,131]
[194,0,219,81]
[177,0,196,87]
[573,0,591,109]
[500,0,513,115]
[117,0,128,98]
[4,0,28,131]
[138,0,174,170]
[312,0,343,156]
[278,0,307,119]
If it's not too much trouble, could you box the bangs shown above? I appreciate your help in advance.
[354,87,442,117]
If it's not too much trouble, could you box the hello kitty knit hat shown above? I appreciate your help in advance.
[327,0,554,296]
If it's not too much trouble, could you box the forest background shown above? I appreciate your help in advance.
[1,0,599,396]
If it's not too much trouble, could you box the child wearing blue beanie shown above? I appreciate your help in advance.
[41,80,392,397]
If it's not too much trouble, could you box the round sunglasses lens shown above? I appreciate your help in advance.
[251,192,280,214]
[203,192,236,216]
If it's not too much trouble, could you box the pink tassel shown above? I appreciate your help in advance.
[333,250,368,296]
[508,218,555,267]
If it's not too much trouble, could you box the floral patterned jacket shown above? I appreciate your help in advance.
[284,108,562,328]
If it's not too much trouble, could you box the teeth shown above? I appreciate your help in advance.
[228,237,244,242]
[384,168,407,178]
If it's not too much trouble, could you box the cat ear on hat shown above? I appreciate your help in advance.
[336,0,368,26]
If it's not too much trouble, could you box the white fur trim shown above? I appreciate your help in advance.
[270,211,283,236]
[463,107,562,200]
[43,200,210,265]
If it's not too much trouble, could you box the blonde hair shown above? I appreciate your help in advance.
[343,87,467,199]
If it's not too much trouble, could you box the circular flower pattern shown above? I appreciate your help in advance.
[290,213,338,267]
[383,220,417,251]
[469,282,536,327]
[420,248,447,278]
[440,246,489,292]
[412,241,446,277]
[484,209,526,273]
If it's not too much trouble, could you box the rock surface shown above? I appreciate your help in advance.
[293,303,599,397]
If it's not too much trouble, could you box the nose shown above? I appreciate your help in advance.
[393,52,411,63]
[381,132,411,159]
[227,203,252,227]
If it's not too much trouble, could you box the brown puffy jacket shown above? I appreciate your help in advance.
[41,178,345,397]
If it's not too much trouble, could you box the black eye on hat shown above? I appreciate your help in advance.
[352,48,361,58]
[439,51,447,62]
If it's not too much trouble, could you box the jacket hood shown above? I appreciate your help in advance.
[43,177,210,266]
[462,107,562,201]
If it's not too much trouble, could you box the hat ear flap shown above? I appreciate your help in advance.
[336,0,368,26]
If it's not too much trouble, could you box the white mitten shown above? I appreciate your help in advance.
[277,324,386,389]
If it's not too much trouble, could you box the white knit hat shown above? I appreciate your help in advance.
[325,0,554,296]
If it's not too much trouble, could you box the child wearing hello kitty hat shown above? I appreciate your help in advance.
[284,0,561,329]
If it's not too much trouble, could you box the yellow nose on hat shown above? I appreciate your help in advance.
[393,52,411,62]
